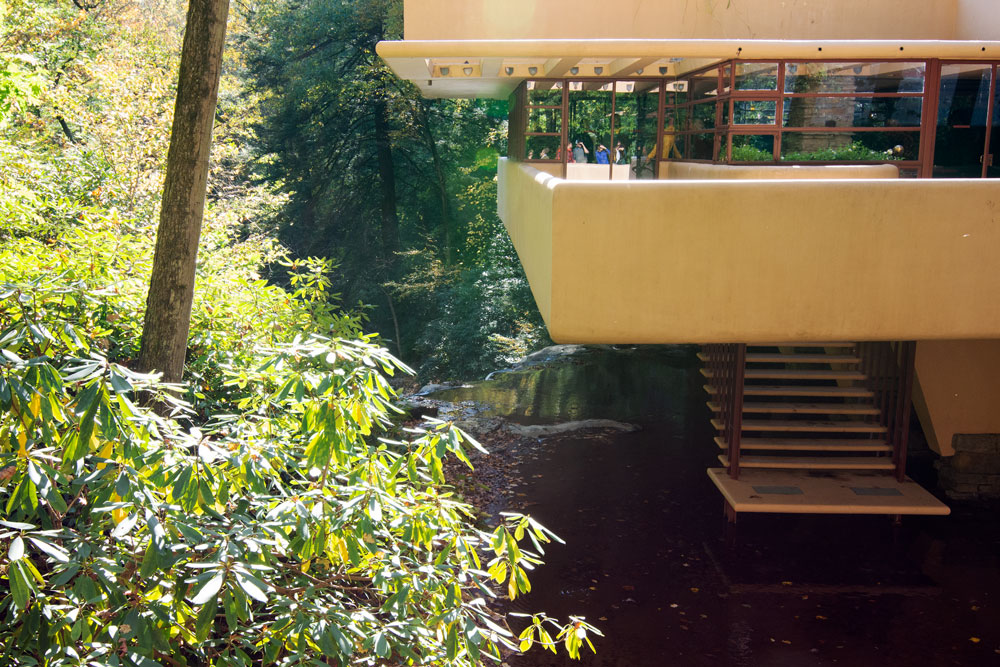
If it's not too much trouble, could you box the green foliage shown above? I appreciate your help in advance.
[1,3,591,664]
[730,144,773,162]
[781,140,903,162]
[0,284,590,664]
[240,0,546,381]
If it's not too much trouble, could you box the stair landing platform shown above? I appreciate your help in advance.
[708,468,950,517]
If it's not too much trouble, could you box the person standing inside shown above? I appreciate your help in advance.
[572,139,589,164]
[595,143,610,164]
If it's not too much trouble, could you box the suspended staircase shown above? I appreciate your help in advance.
[699,342,950,521]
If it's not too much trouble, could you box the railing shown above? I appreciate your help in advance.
[704,343,746,479]
[857,341,916,482]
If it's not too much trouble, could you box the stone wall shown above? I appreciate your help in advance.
[936,434,1000,500]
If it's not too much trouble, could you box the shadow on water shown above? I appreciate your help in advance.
[437,346,1000,666]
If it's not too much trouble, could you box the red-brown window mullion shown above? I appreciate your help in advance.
[775,61,785,160]
[981,64,997,178]
[920,59,939,178]
[561,82,568,178]
[609,84,617,181]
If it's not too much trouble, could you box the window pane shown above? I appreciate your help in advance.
[665,79,688,104]
[735,62,778,91]
[934,63,991,178]
[525,135,561,160]
[784,62,925,94]
[783,96,922,128]
[733,100,777,125]
[567,82,613,164]
[690,133,717,160]
[527,107,561,133]
[688,69,720,100]
[781,131,918,161]
[730,135,775,161]
[691,101,716,130]
[527,81,563,106]
[615,80,660,178]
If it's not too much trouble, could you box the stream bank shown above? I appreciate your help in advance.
[410,345,1000,666]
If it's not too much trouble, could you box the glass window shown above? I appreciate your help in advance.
[691,101,716,130]
[690,133,717,160]
[525,135,561,161]
[567,81,613,165]
[615,80,660,177]
[934,63,992,178]
[688,69,720,101]
[780,131,918,161]
[784,62,925,94]
[527,81,563,106]
[665,79,688,105]
[783,96,922,128]
[733,100,777,125]
[527,107,561,133]
[734,62,778,91]
[730,135,775,162]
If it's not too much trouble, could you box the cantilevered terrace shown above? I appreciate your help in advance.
[379,0,1000,518]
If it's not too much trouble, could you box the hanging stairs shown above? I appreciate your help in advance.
[699,342,950,521]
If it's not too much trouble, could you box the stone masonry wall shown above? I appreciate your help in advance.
[936,434,1000,500]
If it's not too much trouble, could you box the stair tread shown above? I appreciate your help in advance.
[701,368,866,380]
[747,369,866,380]
[718,454,895,470]
[711,418,888,433]
[752,342,855,348]
[707,401,880,415]
[745,353,861,364]
[714,436,892,452]
[705,384,874,397]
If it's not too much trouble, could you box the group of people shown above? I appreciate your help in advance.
[547,140,627,164]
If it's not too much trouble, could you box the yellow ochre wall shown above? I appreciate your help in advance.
[914,340,1000,456]
[498,159,1000,345]
[404,0,991,41]
[497,159,556,321]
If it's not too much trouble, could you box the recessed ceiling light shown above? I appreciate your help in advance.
[570,66,579,75]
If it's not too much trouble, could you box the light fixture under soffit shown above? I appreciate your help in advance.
[570,66,579,75]
[659,66,668,75]
[463,66,473,76]
[504,66,514,75]
[440,66,450,76]
[528,66,538,75]
[593,66,603,75]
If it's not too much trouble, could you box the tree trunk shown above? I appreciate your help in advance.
[373,97,400,264]
[419,101,453,265]
[138,0,230,383]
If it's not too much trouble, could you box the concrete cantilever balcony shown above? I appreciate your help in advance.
[497,158,1000,344]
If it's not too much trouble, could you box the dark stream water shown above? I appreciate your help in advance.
[436,346,1000,666]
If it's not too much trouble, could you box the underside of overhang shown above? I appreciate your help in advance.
[376,39,1000,98]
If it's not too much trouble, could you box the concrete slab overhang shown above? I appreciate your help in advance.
[376,39,1000,98]
[497,158,1000,344]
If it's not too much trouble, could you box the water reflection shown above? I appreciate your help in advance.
[433,345,699,424]
[437,346,1000,667]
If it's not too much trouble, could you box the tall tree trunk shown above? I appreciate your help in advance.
[138,0,230,382]
[419,100,453,265]
[373,97,400,265]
